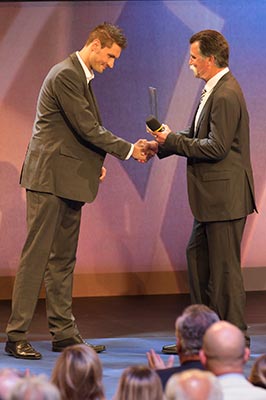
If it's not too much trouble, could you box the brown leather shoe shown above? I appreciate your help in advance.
[52,334,106,353]
[5,340,42,360]
[162,343,177,354]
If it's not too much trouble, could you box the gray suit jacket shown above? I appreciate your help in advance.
[159,72,256,222]
[21,53,132,203]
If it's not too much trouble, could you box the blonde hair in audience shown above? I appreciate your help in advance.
[51,344,105,400]
[249,354,266,389]
[113,365,164,400]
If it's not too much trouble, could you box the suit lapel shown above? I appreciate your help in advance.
[69,53,102,124]
[194,72,231,137]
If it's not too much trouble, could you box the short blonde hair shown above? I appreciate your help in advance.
[51,344,104,400]
[113,365,163,400]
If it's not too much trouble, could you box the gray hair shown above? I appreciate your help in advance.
[176,305,219,356]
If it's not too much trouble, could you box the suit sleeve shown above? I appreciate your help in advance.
[160,89,241,161]
[157,128,190,159]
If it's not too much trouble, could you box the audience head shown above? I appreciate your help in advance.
[175,304,219,357]
[0,369,23,400]
[51,344,104,400]
[8,375,60,400]
[249,354,266,389]
[200,320,249,375]
[113,365,163,400]
[165,369,223,400]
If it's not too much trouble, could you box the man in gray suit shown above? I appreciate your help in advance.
[148,30,256,353]
[5,22,154,359]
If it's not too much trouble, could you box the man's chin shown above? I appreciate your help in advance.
[190,66,200,77]
[94,67,105,74]
[191,71,200,79]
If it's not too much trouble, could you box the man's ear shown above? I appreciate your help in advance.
[208,54,215,66]
[243,347,250,363]
[176,331,182,354]
[176,338,182,354]
[199,349,207,366]
[91,38,101,51]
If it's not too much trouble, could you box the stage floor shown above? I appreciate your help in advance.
[1,293,266,399]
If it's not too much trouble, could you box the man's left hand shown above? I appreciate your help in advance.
[146,123,171,145]
[146,348,175,370]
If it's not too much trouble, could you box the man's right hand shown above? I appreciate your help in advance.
[132,139,158,163]
[132,139,148,162]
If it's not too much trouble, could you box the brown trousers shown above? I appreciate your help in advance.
[6,190,83,342]
[186,217,247,332]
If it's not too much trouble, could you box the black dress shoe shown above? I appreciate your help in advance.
[162,343,177,354]
[52,334,106,353]
[5,340,42,360]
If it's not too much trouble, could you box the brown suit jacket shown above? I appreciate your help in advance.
[158,72,256,222]
[21,53,131,203]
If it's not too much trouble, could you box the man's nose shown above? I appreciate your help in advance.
[108,59,115,69]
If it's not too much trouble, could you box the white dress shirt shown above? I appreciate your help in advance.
[218,373,266,400]
[194,67,229,132]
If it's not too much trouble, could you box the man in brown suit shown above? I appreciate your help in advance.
[148,30,256,353]
[5,23,154,359]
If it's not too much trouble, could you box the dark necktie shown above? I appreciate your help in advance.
[87,81,100,122]
[200,88,207,104]
[193,89,207,136]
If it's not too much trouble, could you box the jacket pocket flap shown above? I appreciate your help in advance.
[202,171,231,182]
[59,145,81,160]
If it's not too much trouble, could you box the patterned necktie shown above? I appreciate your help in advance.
[200,88,207,103]
[193,89,207,135]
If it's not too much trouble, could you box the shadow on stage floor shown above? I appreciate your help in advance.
[1,293,266,399]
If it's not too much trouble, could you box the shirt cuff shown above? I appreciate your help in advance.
[125,144,134,160]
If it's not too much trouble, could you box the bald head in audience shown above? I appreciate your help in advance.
[165,369,223,400]
[200,320,250,375]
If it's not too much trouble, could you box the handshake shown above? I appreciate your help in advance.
[132,139,158,163]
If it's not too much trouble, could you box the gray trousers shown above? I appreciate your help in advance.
[186,217,247,332]
[6,190,83,342]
